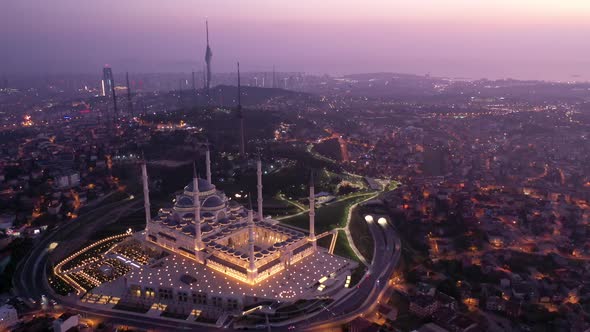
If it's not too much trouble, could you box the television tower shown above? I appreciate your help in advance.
[202,66,207,89]
[237,62,246,157]
[204,20,213,95]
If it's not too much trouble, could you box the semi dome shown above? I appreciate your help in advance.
[176,195,193,207]
[184,179,215,193]
[202,195,224,208]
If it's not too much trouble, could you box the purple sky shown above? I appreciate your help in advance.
[2,0,590,81]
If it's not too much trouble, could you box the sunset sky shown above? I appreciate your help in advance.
[2,0,590,80]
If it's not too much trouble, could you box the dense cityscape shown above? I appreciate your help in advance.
[2,2,590,332]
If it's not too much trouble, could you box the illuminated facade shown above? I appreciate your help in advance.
[102,66,114,97]
[142,154,317,285]
[89,151,357,314]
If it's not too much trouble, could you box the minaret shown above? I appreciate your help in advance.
[126,72,134,118]
[204,20,213,95]
[192,163,203,253]
[141,157,151,239]
[237,62,246,157]
[256,156,263,220]
[247,200,258,282]
[205,144,212,184]
[308,170,317,247]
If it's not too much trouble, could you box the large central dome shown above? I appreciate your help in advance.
[184,178,215,193]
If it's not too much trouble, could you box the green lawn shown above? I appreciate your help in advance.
[348,207,375,263]
[333,230,366,286]
[333,230,358,261]
[263,197,301,217]
[280,192,374,233]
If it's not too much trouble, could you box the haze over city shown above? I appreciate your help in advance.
[2,0,590,80]
[2,1,590,332]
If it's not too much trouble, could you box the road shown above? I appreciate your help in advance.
[340,192,380,266]
[300,217,401,331]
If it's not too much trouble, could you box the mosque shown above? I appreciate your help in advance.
[142,148,318,285]
[103,148,357,312]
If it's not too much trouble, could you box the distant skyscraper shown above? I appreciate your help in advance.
[111,73,118,127]
[102,66,114,97]
[126,72,134,118]
[101,66,118,129]
[204,21,213,95]
[272,65,276,89]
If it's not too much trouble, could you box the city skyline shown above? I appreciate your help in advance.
[2,2,590,331]
[2,1,590,81]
